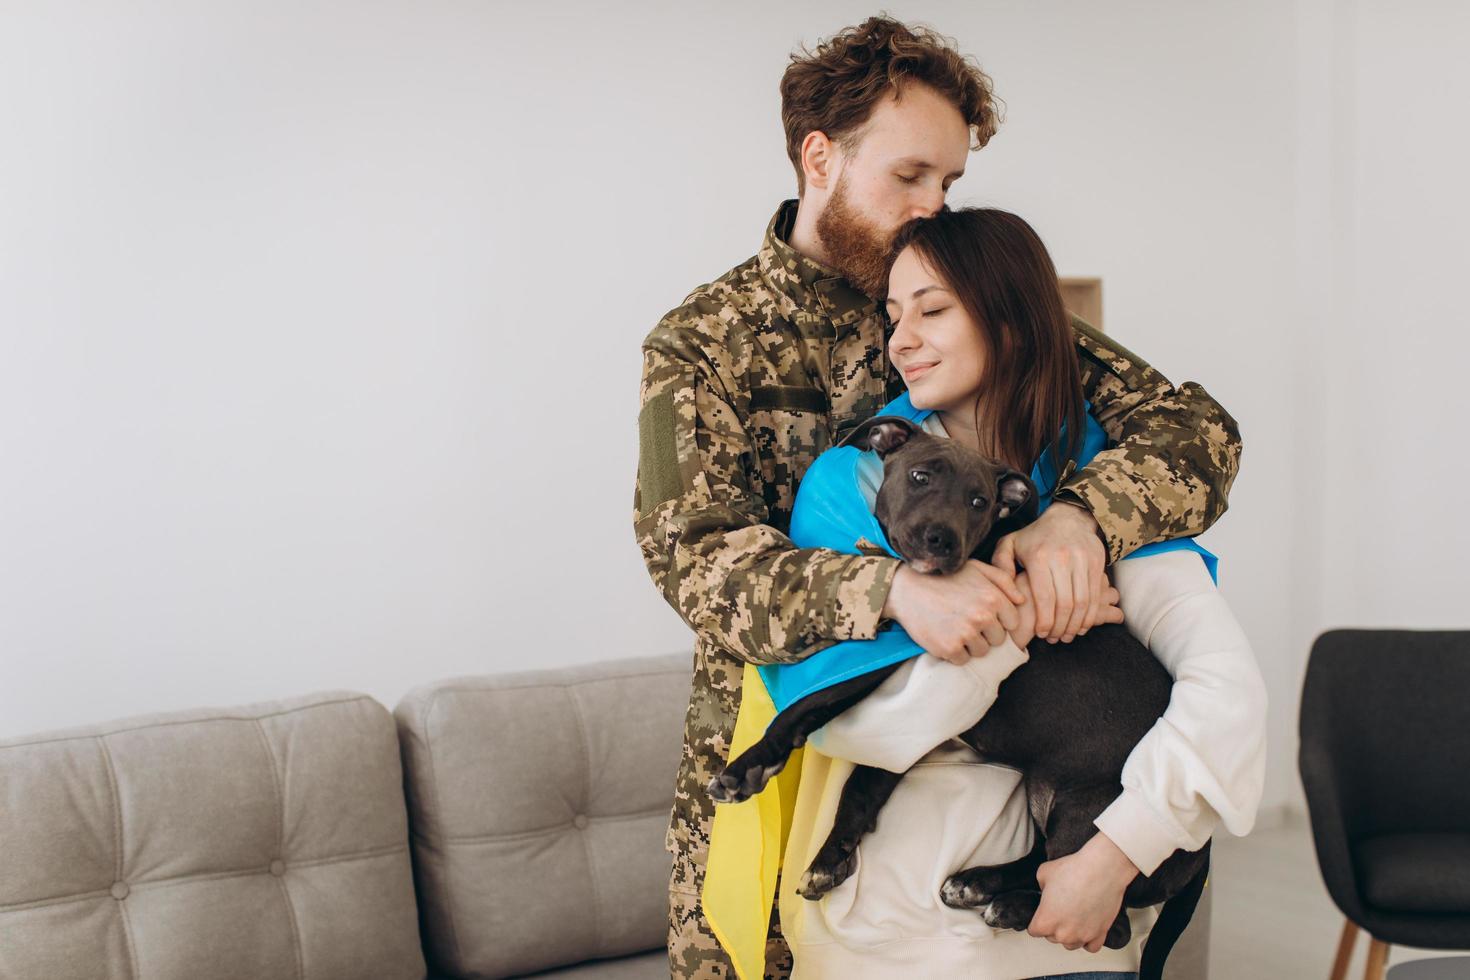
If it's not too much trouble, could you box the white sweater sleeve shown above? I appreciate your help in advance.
[805,641,1029,773]
[1093,550,1268,876]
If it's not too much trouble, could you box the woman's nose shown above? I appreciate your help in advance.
[889,313,917,353]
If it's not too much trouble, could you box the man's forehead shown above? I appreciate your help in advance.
[857,86,970,170]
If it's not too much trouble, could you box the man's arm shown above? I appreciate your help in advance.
[1057,317,1242,565]
[634,334,900,666]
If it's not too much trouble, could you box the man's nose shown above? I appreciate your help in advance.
[909,185,944,219]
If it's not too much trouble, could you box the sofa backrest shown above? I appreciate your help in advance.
[0,690,426,980]
[395,653,689,979]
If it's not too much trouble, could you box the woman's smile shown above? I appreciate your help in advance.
[903,361,938,381]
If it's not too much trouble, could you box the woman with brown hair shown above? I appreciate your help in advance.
[772,208,1268,979]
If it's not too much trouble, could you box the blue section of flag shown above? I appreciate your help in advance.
[758,394,1218,714]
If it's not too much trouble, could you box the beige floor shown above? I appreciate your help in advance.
[1208,811,1468,979]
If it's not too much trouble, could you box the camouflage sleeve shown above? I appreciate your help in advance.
[1053,317,1242,564]
[634,339,901,665]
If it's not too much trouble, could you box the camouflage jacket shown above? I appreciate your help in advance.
[633,201,1242,891]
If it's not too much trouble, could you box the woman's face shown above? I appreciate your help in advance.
[884,246,986,416]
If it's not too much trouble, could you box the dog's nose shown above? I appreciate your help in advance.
[923,525,956,556]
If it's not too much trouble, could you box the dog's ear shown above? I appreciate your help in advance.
[995,472,1036,520]
[838,415,920,457]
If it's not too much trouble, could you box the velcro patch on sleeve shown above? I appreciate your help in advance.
[638,386,683,518]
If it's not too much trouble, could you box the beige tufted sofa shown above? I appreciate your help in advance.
[0,652,1211,979]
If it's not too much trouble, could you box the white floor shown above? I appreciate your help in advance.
[1208,810,1469,979]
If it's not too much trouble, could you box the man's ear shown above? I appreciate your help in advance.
[800,130,836,192]
[839,415,920,457]
[996,472,1037,520]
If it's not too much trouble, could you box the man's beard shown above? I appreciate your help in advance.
[815,174,896,300]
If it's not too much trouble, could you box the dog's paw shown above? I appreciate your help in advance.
[940,867,1007,909]
[798,848,857,900]
[939,876,988,909]
[979,889,1041,932]
[706,754,787,804]
[706,773,740,804]
[1105,911,1132,949]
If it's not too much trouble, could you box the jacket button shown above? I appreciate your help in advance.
[270,859,286,877]
[110,881,130,900]
[573,814,589,830]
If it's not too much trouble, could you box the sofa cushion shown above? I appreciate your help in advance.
[396,653,689,980]
[0,690,425,980]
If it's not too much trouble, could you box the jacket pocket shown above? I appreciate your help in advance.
[744,387,831,521]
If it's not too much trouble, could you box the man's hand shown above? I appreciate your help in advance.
[882,561,1024,665]
[1008,568,1125,650]
[1030,832,1140,953]
[992,502,1110,643]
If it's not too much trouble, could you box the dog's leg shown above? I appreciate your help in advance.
[1123,839,1210,908]
[709,666,900,803]
[797,764,906,899]
[1040,782,1135,949]
[973,888,1042,932]
[940,835,1046,909]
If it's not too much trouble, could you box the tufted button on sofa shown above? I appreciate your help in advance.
[0,691,426,980]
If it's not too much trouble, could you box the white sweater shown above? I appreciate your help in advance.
[777,416,1268,979]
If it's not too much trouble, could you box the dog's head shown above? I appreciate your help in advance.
[839,415,1037,575]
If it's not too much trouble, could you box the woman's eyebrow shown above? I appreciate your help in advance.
[884,285,946,312]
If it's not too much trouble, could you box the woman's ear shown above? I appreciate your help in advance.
[839,415,920,457]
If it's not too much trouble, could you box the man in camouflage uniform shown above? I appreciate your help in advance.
[634,17,1241,980]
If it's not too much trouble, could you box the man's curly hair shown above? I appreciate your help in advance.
[781,15,1002,194]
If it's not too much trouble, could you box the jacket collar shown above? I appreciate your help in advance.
[756,200,879,336]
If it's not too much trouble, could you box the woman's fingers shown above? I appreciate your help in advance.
[1099,582,1124,625]
[1047,560,1074,642]
[1080,564,1106,634]
[995,596,1022,635]
[977,560,1025,605]
[1030,561,1057,638]
[980,620,1008,649]
[1011,573,1038,648]
[1063,560,1089,641]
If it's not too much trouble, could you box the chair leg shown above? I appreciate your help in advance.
[1363,936,1390,980]
[1330,918,1358,980]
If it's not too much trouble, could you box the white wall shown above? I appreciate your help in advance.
[1321,0,1470,628]
[2,2,1466,821]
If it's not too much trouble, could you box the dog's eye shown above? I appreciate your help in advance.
[909,470,929,486]
[971,495,988,510]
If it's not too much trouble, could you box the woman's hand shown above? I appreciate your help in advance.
[1030,832,1140,952]
[991,501,1111,643]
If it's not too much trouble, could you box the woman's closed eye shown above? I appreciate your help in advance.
[922,307,948,317]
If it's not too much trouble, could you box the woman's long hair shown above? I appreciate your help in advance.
[886,208,1085,475]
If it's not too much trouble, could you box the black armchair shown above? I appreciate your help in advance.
[1299,629,1470,980]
